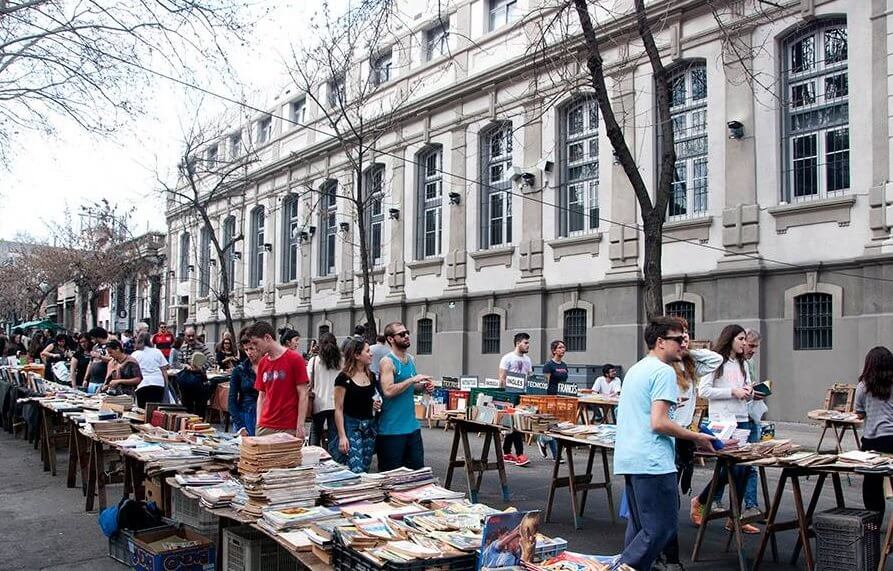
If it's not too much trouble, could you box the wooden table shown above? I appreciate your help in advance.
[37,404,70,476]
[808,411,862,453]
[443,417,510,503]
[543,433,615,529]
[65,416,91,495]
[575,396,617,425]
[691,453,774,571]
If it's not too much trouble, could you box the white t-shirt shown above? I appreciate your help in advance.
[307,355,339,413]
[499,352,532,376]
[132,347,168,390]
[592,376,621,396]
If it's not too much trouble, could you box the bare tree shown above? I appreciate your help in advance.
[0,0,252,166]
[286,0,436,336]
[0,241,71,322]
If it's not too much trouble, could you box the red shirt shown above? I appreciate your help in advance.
[152,332,174,358]
[254,349,309,430]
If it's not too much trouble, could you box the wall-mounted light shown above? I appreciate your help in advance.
[233,251,242,260]
[448,192,461,205]
[187,265,195,273]
[339,222,350,233]
[542,160,554,173]
[727,120,744,139]
[263,243,273,252]
[168,270,175,278]
[448,301,456,309]
[388,208,400,220]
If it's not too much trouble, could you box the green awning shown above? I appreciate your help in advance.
[14,319,65,331]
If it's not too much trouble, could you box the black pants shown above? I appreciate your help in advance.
[862,434,893,515]
[135,385,165,409]
[502,430,524,455]
[178,378,207,418]
[311,410,336,448]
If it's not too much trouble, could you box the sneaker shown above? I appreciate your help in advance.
[690,497,704,526]
[536,440,548,458]
[713,499,726,512]
[725,519,760,534]
[502,453,517,465]
[515,454,531,466]
[665,563,686,571]
[741,507,763,520]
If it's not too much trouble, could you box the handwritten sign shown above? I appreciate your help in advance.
[459,376,479,391]
[480,377,503,389]
[441,376,460,389]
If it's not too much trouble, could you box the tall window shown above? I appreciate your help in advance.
[290,98,306,125]
[417,318,433,355]
[222,216,236,290]
[560,98,599,236]
[665,301,696,338]
[327,76,345,110]
[229,134,242,158]
[282,195,300,282]
[249,206,265,288]
[794,293,833,350]
[488,0,518,31]
[416,146,443,259]
[256,116,272,144]
[198,226,211,297]
[319,181,338,276]
[425,20,449,61]
[178,232,190,282]
[563,309,587,352]
[364,166,385,267]
[319,324,330,337]
[783,20,849,202]
[667,62,708,218]
[481,314,501,354]
[371,51,392,86]
[205,144,218,168]
[481,122,513,249]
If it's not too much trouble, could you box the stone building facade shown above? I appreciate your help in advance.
[165,0,893,420]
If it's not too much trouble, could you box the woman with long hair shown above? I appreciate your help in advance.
[691,324,758,533]
[332,338,380,472]
[69,336,93,389]
[306,332,340,448]
[216,336,238,371]
[229,329,261,436]
[855,346,893,514]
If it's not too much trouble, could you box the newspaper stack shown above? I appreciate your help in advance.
[360,466,436,491]
[320,478,387,506]
[89,419,133,440]
[237,433,302,475]
[258,505,341,533]
[240,465,318,518]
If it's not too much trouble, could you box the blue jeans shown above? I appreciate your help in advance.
[538,435,559,459]
[330,415,378,473]
[376,429,424,471]
[237,410,256,436]
[621,473,679,571]
[744,421,761,509]
[698,420,753,508]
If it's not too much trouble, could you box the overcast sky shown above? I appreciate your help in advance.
[0,2,323,242]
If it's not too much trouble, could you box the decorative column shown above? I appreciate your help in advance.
[337,176,355,306]
[387,160,406,299]
[607,71,640,276]
[867,0,893,254]
[262,196,276,312]
[518,99,545,286]
[444,125,468,293]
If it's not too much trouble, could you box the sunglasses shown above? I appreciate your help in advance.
[662,335,687,345]
[393,330,410,338]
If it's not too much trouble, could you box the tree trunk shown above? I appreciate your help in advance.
[89,293,99,328]
[641,213,664,321]
[148,274,161,330]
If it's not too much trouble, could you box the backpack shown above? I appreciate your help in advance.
[98,497,163,537]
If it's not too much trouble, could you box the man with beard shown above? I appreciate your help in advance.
[499,332,533,466]
[377,321,434,471]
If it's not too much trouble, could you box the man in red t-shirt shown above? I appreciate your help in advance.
[151,322,174,360]
[247,321,310,438]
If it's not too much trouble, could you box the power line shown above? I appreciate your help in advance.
[28,16,893,286]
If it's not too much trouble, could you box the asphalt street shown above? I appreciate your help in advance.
[0,420,872,570]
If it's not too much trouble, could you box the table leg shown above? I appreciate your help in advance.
[578,445,596,516]
[443,424,462,490]
[724,461,748,571]
[791,472,827,567]
[76,432,89,496]
[493,431,510,501]
[880,477,893,571]
[757,467,778,562]
[123,455,133,499]
[833,424,845,454]
[832,472,845,507]
[545,440,563,523]
[816,423,830,453]
[755,469,789,570]
[95,440,108,511]
[66,427,78,488]
[564,444,581,530]
[692,460,722,562]
[85,439,97,512]
[475,431,493,492]
[39,409,50,472]
[601,446,616,524]
[459,427,477,502]
[790,475,814,570]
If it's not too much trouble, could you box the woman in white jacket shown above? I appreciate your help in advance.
[690,324,758,533]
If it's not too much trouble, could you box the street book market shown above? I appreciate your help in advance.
[3,362,893,571]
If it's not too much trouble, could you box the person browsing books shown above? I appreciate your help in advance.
[499,332,533,467]
[332,338,382,473]
[855,346,893,515]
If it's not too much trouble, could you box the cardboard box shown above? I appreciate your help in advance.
[131,526,215,571]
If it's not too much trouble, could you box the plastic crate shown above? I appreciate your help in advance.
[223,525,301,571]
[109,522,179,565]
[469,388,520,407]
[332,532,476,571]
[517,396,578,422]
[172,487,219,530]
[431,388,450,404]
[448,390,470,411]
[814,507,881,571]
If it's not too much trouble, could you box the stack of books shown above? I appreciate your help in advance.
[320,479,386,506]
[237,433,303,475]
[193,480,244,509]
[388,483,466,504]
[257,505,341,533]
[240,465,318,518]
[89,419,133,440]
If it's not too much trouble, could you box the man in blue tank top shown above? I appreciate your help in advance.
[376,321,434,470]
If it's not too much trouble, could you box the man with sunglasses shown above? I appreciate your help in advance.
[612,316,716,571]
[377,321,434,471]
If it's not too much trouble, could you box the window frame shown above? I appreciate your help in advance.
[178,232,190,283]
[480,122,514,250]
[481,314,501,354]
[198,226,211,297]
[563,308,587,352]
[319,181,338,276]
[371,51,393,87]
[559,97,600,237]
[249,206,265,288]
[416,145,443,259]
[282,195,300,282]
[416,318,433,355]
[290,98,306,126]
[363,165,385,267]
[793,292,833,350]
[664,61,709,220]
[327,76,345,110]
[665,300,697,339]
[229,134,241,158]
[781,20,849,203]
[488,0,519,31]
[425,20,450,61]
[256,116,272,145]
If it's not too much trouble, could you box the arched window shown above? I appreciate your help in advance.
[178,232,190,282]
[481,314,501,354]
[282,195,300,282]
[416,146,443,259]
[249,206,265,288]
[318,323,331,337]
[664,61,708,218]
[319,181,338,276]
[782,20,849,202]
[480,122,513,249]
[363,165,385,267]
[665,300,696,338]
[563,308,587,352]
[794,292,833,350]
[198,226,211,297]
[559,97,599,236]
[221,216,236,290]
[417,318,433,355]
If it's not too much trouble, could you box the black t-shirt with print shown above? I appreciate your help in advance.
[334,371,377,419]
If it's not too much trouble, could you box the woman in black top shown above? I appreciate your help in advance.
[69,336,93,389]
[332,339,380,473]
[216,336,239,371]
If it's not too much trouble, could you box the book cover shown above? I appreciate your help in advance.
[478,511,540,570]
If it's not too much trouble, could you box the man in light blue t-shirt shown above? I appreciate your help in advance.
[613,316,715,571]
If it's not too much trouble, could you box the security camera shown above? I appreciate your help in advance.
[727,120,744,139]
